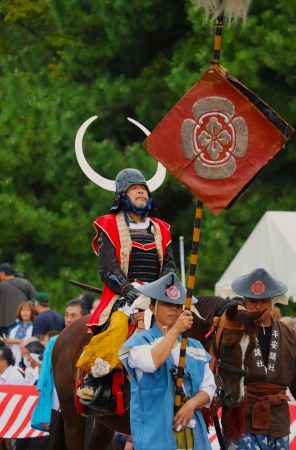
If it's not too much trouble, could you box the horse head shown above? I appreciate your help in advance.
[212,305,262,408]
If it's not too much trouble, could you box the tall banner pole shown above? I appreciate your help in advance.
[174,11,225,448]
[212,11,224,65]
[174,200,204,410]
[179,236,186,286]
[174,7,225,411]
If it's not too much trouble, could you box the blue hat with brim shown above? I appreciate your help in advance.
[231,268,287,301]
[135,272,197,305]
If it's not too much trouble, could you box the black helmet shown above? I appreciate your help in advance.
[110,168,152,214]
[115,169,149,194]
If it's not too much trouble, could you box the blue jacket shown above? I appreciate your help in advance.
[31,335,58,431]
[121,323,212,450]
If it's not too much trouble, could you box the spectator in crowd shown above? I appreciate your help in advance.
[5,302,36,364]
[16,342,48,450]
[37,296,85,346]
[0,263,36,329]
[32,297,87,432]
[78,292,96,314]
[21,340,45,385]
[32,292,64,338]
[40,330,60,347]
[64,298,87,327]
[0,346,24,384]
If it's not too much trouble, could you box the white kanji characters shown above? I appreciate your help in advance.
[271,341,278,350]
[268,363,275,372]
[254,348,261,357]
[272,330,279,338]
[269,351,277,361]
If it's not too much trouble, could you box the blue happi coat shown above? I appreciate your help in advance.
[31,335,58,431]
[121,323,212,450]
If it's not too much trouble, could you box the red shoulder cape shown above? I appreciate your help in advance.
[88,214,172,327]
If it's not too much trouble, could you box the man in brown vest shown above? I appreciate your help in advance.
[225,268,296,450]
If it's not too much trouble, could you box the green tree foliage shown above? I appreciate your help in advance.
[0,0,295,308]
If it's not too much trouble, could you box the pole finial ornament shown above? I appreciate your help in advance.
[192,0,252,22]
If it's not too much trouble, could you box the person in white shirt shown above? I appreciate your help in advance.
[120,272,216,450]
[21,340,44,385]
[0,346,24,384]
[5,301,35,365]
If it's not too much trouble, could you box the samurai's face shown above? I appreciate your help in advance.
[127,184,149,209]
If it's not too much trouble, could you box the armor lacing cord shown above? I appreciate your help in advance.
[116,212,132,276]
[116,212,164,275]
[128,229,160,283]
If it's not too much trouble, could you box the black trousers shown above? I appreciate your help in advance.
[15,436,50,450]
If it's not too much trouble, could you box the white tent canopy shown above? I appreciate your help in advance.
[215,211,296,302]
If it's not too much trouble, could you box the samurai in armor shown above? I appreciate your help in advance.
[74,117,176,401]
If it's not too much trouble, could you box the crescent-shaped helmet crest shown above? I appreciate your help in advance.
[74,116,166,192]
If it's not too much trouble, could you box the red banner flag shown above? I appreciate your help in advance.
[145,65,294,214]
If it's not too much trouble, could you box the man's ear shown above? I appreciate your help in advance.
[150,300,157,314]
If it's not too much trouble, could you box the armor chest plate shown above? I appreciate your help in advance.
[128,229,160,282]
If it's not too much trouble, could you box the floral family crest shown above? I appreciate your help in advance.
[181,96,248,179]
[250,280,266,295]
[165,285,180,300]
[144,65,294,213]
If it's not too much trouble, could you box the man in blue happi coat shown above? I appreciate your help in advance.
[32,299,86,431]
[120,272,216,450]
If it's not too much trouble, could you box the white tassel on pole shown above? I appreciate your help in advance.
[192,0,252,22]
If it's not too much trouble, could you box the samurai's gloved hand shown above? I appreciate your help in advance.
[118,283,150,318]
[120,284,140,306]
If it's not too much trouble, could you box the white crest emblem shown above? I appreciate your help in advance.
[181,96,248,179]
[165,285,180,300]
